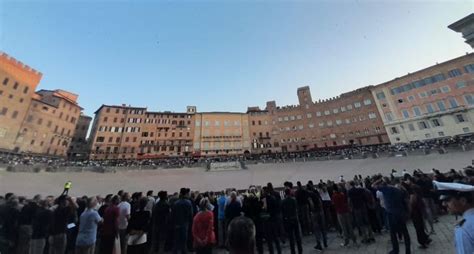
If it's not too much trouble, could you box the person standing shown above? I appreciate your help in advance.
[373,178,411,254]
[331,184,357,247]
[192,198,216,254]
[216,192,227,248]
[118,193,131,254]
[170,188,193,254]
[281,188,302,254]
[434,181,474,254]
[307,184,327,251]
[153,191,171,253]
[409,185,431,249]
[30,200,52,254]
[75,197,102,254]
[49,195,75,254]
[17,195,40,254]
[225,192,242,228]
[126,198,150,254]
[100,195,120,254]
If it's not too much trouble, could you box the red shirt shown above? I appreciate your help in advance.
[102,205,120,237]
[192,210,216,247]
[332,192,350,214]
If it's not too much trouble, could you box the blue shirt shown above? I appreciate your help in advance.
[76,209,101,246]
[455,208,474,254]
[218,196,227,220]
[377,186,407,216]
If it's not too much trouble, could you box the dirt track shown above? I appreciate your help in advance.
[1,151,473,197]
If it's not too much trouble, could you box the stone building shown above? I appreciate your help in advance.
[247,106,277,154]
[371,53,474,144]
[68,114,92,160]
[193,112,251,156]
[449,13,474,49]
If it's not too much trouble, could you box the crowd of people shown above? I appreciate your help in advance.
[1,163,474,254]
[1,135,472,171]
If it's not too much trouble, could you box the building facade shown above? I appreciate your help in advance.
[0,52,84,157]
[449,13,474,49]
[88,105,195,160]
[371,53,474,143]
[193,112,251,156]
[247,106,278,154]
[14,90,82,156]
[68,114,92,160]
[0,52,42,152]
[248,86,389,153]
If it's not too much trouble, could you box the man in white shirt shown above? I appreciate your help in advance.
[118,192,131,254]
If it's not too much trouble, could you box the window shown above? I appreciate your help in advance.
[390,127,399,134]
[333,108,339,114]
[319,122,324,127]
[438,131,445,137]
[465,94,474,105]
[23,87,29,94]
[418,121,429,129]
[385,112,393,122]
[327,121,333,126]
[309,123,314,128]
[363,99,372,105]
[103,117,108,122]
[376,92,386,100]
[2,78,8,85]
[324,110,330,115]
[455,114,466,123]
[464,64,474,73]
[408,123,415,131]
[11,111,18,119]
[306,113,312,118]
[0,107,7,115]
[425,133,431,138]
[448,68,462,78]
[215,120,220,126]
[441,86,450,93]
[413,107,421,116]
[407,95,415,102]
[336,119,342,125]
[290,116,295,121]
[419,92,427,98]
[340,106,346,112]
[96,137,105,142]
[402,110,409,119]
[436,101,446,111]
[456,81,466,89]
[347,104,353,110]
[316,112,321,117]
[426,104,434,113]
[448,98,458,108]
[463,127,470,133]
[13,82,18,90]
[432,119,442,127]
[368,112,377,119]
[354,102,361,108]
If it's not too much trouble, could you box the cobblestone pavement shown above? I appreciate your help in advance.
[214,214,457,254]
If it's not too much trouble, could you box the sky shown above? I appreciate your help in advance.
[0,0,473,117]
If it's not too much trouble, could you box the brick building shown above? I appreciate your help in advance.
[0,52,83,157]
[248,86,389,153]
[372,53,474,143]
[88,105,195,160]
[247,106,276,154]
[0,52,42,152]
[68,114,92,160]
[193,112,251,156]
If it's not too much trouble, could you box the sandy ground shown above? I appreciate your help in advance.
[1,151,473,197]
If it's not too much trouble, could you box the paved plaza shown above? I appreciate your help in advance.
[213,215,456,254]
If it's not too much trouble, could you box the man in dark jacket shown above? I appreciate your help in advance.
[170,188,193,254]
[153,191,171,253]
[281,189,303,254]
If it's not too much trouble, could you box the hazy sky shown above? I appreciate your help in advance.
[1,0,472,116]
